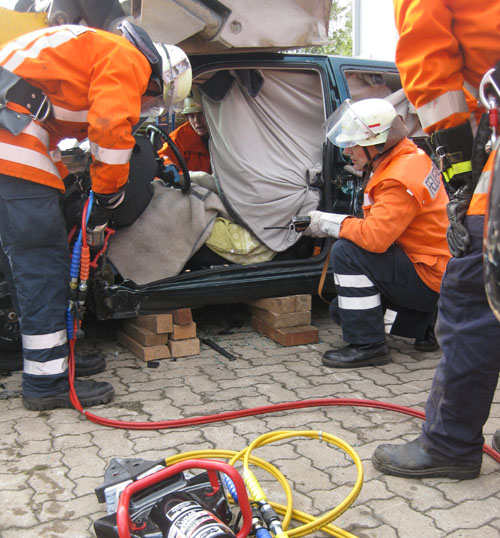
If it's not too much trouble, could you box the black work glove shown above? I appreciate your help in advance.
[446,186,472,258]
[86,190,125,247]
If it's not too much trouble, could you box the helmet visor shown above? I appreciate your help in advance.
[322,99,377,148]
[140,94,165,118]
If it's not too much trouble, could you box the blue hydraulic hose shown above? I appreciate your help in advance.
[223,474,238,503]
[66,191,94,338]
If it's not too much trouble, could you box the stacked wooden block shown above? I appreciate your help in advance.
[247,294,319,346]
[116,308,200,361]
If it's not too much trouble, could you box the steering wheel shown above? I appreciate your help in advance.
[146,124,191,194]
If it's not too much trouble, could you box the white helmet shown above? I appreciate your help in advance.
[154,43,192,109]
[323,98,397,148]
[119,21,192,115]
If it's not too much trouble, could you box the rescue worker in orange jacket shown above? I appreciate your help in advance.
[0,22,192,410]
[159,87,211,174]
[306,98,450,368]
[372,0,500,479]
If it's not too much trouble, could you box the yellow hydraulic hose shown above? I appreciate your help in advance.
[163,430,363,538]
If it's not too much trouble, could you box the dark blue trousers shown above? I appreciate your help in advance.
[330,239,439,344]
[421,215,500,464]
[0,175,70,397]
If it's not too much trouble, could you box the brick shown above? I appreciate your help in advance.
[122,321,168,346]
[294,294,312,312]
[250,307,311,328]
[131,313,173,334]
[170,308,193,325]
[116,330,171,361]
[171,322,197,340]
[245,296,296,314]
[168,337,200,357]
[251,316,319,347]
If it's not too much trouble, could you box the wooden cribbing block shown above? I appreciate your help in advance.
[171,321,197,340]
[122,321,168,346]
[171,308,193,325]
[250,307,311,328]
[246,296,296,314]
[295,294,312,312]
[131,313,173,334]
[246,294,312,314]
[251,316,319,347]
[117,330,171,361]
[168,337,200,357]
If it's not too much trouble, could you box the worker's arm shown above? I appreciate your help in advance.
[393,0,469,133]
[86,42,151,195]
[339,180,419,253]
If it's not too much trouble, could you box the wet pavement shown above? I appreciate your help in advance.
[1,299,499,538]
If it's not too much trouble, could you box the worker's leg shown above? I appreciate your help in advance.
[421,217,500,463]
[0,175,113,409]
[372,216,500,477]
[329,238,438,344]
[0,177,70,397]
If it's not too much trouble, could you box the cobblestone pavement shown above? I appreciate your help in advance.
[1,300,499,538]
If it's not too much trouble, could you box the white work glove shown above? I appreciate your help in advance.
[305,211,349,238]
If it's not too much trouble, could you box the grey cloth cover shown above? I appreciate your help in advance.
[107,181,229,285]
[203,69,323,252]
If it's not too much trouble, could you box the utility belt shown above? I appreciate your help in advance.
[0,66,51,136]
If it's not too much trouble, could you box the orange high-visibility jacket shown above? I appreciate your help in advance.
[393,0,500,134]
[340,139,451,293]
[159,121,211,173]
[394,0,500,218]
[0,25,152,195]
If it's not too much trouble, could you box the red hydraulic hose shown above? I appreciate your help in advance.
[67,341,500,463]
[66,201,500,466]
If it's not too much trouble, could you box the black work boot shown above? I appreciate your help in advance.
[22,379,114,411]
[414,325,439,352]
[492,430,500,453]
[0,352,106,376]
[74,352,107,376]
[372,438,481,480]
[322,341,390,368]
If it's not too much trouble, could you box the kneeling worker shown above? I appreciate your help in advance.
[306,98,450,367]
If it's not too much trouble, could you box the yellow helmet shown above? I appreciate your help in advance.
[182,88,203,115]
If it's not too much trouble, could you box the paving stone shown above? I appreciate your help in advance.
[0,303,498,537]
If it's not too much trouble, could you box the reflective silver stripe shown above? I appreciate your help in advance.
[363,192,372,206]
[0,143,61,178]
[52,105,89,123]
[417,91,469,130]
[89,141,133,165]
[338,293,381,310]
[474,169,491,195]
[384,309,398,334]
[22,121,49,149]
[2,26,90,71]
[464,81,478,99]
[50,147,62,163]
[24,356,68,376]
[334,273,374,288]
[22,329,67,350]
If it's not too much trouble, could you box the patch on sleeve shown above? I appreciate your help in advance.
[423,165,441,199]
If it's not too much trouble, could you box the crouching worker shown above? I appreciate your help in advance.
[306,98,450,368]
[0,22,191,410]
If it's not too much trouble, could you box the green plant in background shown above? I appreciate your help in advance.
[296,0,352,56]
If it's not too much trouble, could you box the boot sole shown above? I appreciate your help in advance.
[322,355,391,368]
[22,387,114,411]
[372,458,480,480]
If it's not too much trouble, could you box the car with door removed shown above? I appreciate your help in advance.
[0,0,427,351]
